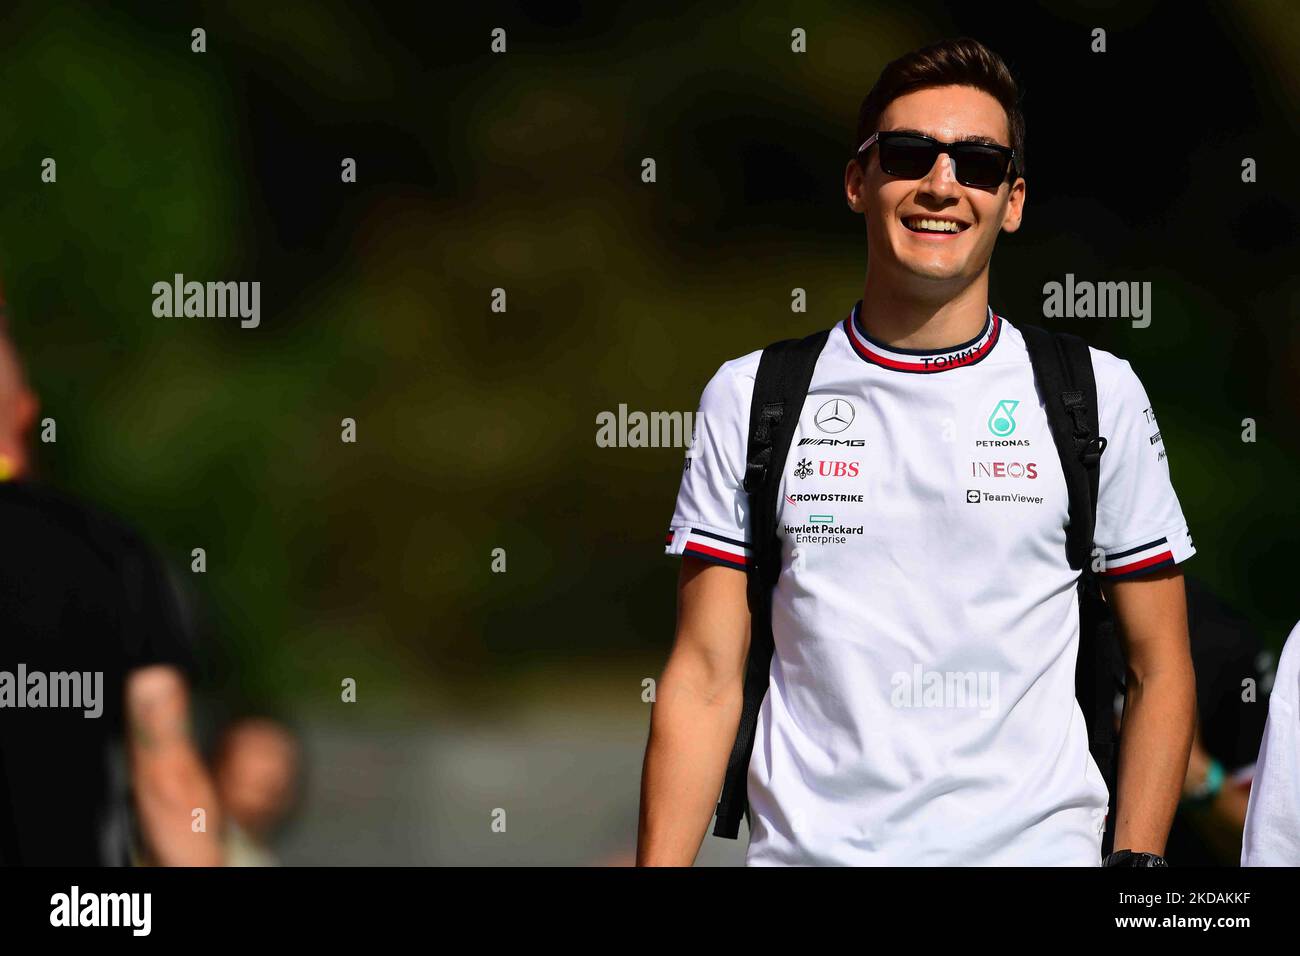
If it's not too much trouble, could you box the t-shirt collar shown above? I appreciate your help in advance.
[842,300,1002,373]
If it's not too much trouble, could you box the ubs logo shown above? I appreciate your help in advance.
[794,458,860,479]
[814,399,855,434]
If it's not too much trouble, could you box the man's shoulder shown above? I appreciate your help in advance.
[1000,317,1134,380]
[714,347,764,385]
[702,322,839,397]
[694,347,764,414]
[993,320,1156,432]
[1273,620,1300,709]
[1080,342,1163,428]
[0,481,99,550]
[1081,340,1140,388]
[0,481,153,572]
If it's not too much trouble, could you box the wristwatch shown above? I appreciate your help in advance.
[1104,849,1168,867]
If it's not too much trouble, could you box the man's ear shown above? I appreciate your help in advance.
[845,159,867,213]
[1000,177,1026,233]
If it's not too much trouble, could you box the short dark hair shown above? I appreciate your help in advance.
[854,37,1026,177]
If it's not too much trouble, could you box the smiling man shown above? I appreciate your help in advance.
[637,37,1196,866]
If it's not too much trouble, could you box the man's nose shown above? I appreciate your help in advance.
[917,151,960,197]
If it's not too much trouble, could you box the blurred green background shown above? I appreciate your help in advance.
[0,0,1295,863]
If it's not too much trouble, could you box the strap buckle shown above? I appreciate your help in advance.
[1081,435,1107,467]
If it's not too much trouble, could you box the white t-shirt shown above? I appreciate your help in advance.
[1242,620,1300,865]
[664,301,1196,866]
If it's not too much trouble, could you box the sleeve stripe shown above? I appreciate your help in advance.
[664,527,752,570]
[1106,536,1169,561]
[1101,552,1175,579]
[682,541,749,571]
[689,527,751,549]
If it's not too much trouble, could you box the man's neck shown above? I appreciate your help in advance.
[858,274,991,350]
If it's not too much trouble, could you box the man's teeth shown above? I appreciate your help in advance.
[907,218,962,233]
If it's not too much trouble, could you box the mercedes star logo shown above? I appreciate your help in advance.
[814,398,855,434]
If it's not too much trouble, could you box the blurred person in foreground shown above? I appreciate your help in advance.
[1242,619,1300,865]
[0,289,223,865]
[211,717,301,866]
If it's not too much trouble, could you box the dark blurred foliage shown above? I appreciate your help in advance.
[0,1,1294,714]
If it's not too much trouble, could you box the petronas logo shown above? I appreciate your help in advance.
[987,399,1020,437]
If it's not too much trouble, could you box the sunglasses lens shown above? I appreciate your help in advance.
[878,136,938,179]
[952,146,1010,188]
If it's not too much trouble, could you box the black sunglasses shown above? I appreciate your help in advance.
[857,131,1019,189]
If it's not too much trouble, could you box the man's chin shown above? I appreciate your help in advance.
[898,260,969,283]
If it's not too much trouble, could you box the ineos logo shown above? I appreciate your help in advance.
[814,399,855,434]
[970,461,1038,479]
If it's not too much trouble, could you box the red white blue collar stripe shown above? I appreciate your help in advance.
[842,300,1002,373]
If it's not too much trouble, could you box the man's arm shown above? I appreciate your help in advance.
[1103,566,1196,856]
[126,664,224,866]
[637,557,750,866]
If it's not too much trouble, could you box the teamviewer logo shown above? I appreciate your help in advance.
[966,489,981,503]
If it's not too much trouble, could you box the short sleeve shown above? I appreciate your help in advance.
[118,531,198,677]
[662,354,758,572]
[1092,355,1196,580]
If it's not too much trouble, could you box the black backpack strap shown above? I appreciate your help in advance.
[713,327,830,839]
[1021,323,1125,855]
[1019,325,1107,570]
